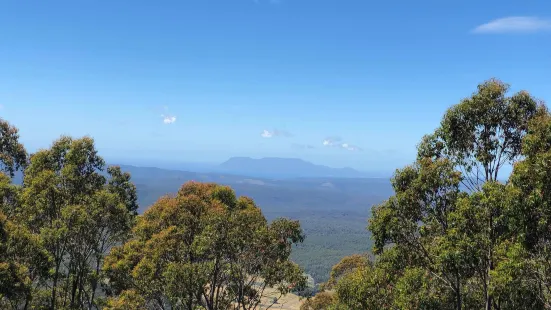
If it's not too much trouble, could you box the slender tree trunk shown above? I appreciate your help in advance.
[486,297,492,310]
[63,259,76,308]
[70,271,79,308]
[485,248,493,310]
[76,266,85,309]
[88,255,102,310]
[486,210,494,310]
[51,260,61,310]
[456,275,462,310]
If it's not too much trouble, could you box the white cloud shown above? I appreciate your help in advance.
[322,136,342,147]
[162,114,176,124]
[159,106,177,124]
[323,136,362,151]
[261,129,293,138]
[473,16,551,34]
[261,130,273,138]
[341,143,362,151]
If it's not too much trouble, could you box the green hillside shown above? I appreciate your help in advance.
[121,165,389,283]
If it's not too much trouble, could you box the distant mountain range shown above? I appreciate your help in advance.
[109,156,389,179]
[217,157,373,178]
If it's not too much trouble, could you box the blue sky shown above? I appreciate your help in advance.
[1,0,550,171]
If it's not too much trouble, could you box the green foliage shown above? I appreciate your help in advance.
[0,126,140,309]
[104,289,147,310]
[332,262,394,309]
[394,267,454,310]
[0,118,27,178]
[300,291,334,310]
[323,254,370,290]
[16,136,139,309]
[0,211,50,309]
[9,77,551,310]
[104,182,306,310]
[120,164,388,284]
[418,78,540,189]
[0,119,308,309]
[316,78,551,310]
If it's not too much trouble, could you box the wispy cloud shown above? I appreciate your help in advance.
[261,130,273,138]
[323,136,362,151]
[473,16,551,34]
[261,129,293,138]
[322,136,342,147]
[160,106,176,124]
[162,115,176,124]
[340,143,362,151]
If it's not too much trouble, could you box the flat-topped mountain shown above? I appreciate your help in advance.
[218,157,368,178]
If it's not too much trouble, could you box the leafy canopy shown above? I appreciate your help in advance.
[104,181,306,310]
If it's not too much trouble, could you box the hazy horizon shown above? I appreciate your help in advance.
[2,0,550,173]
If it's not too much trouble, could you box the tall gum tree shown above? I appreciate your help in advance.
[418,78,540,190]
[366,78,544,310]
[18,136,138,309]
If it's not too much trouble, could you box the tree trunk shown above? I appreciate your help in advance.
[51,260,61,309]
[88,256,102,310]
[456,275,462,310]
[486,252,494,310]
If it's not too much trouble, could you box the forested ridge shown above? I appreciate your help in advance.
[3,78,551,310]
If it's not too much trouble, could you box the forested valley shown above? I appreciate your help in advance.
[3,78,551,310]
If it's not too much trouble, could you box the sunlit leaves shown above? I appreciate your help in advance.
[104,181,305,310]
[420,78,540,189]
[12,134,139,309]
[322,79,550,310]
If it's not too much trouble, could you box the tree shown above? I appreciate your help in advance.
[104,182,306,310]
[369,157,467,309]
[331,259,395,310]
[15,136,138,309]
[320,78,547,310]
[322,254,370,290]
[0,119,50,310]
[508,107,551,307]
[0,118,27,178]
[418,78,540,190]
[368,79,543,310]
[300,291,334,310]
[0,210,50,310]
[104,290,147,310]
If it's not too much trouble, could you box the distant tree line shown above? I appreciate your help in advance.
[302,78,551,310]
[0,120,305,309]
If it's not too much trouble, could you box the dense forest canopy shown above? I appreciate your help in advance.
[3,78,551,310]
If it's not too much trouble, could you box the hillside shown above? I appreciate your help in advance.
[9,163,390,283]
[115,164,392,283]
